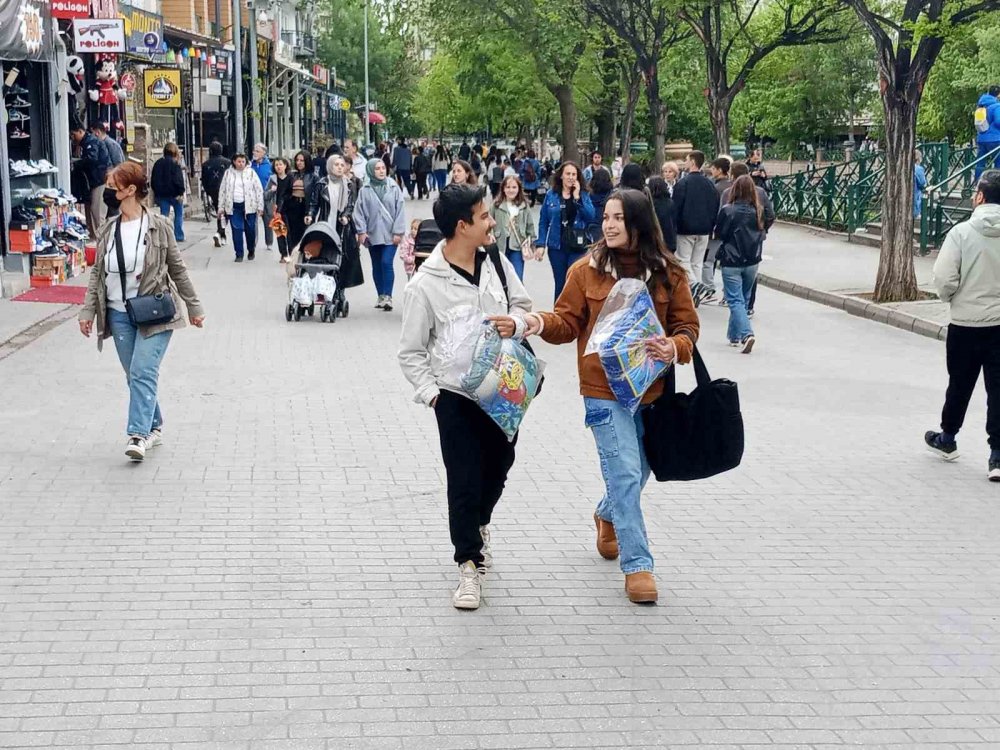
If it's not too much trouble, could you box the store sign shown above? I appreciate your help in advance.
[0,0,51,60]
[90,0,119,19]
[202,78,221,96]
[73,18,126,53]
[142,67,181,108]
[119,71,136,93]
[51,0,90,20]
[119,4,163,54]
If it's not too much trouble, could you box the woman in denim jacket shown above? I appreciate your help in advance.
[535,162,595,300]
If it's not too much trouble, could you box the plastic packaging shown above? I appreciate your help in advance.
[584,277,668,413]
[435,305,486,390]
[291,275,314,305]
[314,274,337,300]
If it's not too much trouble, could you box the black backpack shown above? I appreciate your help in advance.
[414,219,443,252]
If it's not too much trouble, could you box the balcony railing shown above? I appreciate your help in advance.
[280,30,315,56]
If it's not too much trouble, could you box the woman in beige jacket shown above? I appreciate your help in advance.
[79,161,205,462]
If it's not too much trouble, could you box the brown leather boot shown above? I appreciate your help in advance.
[594,513,618,560]
[625,572,658,603]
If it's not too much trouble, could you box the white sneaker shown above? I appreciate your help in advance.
[452,561,481,610]
[125,435,146,461]
[147,428,163,448]
[375,295,386,309]
[382,296,393,312]
[265,245,274,252]
[479,525,493,570]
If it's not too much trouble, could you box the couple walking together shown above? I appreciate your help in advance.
[399,183,700,609]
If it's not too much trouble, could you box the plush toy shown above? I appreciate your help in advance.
[89,55,126,132]
[67,55,84,96]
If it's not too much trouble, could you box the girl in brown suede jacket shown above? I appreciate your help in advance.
[521,188,699,604]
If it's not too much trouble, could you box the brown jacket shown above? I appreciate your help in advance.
[539,255,699,404]
[80,211,204,351]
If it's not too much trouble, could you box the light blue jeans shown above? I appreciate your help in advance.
[721,264,758,343]
[108,308,172,437]
[584,397,653,574]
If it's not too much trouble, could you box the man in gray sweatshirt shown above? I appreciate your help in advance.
[926,170,1000,480]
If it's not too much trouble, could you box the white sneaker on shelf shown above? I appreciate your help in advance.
[479,525,492,570]
[125,436,146,461]
[452,561,481,610]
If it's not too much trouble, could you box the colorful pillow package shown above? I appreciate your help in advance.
[584,278,669,413]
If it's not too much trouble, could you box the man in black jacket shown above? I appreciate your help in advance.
[672,150,721,303]
[151,142,187,242]
[71,124,112,239]
[201,140,230,246]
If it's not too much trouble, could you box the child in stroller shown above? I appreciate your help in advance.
[285,221,349,323]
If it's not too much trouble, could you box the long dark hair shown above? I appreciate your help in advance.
[553,161,588,195]
[590,189,685,280]
[452,159,477,186]
[293,150,312,175]
[730,175,763,230]
[435,144,447,160]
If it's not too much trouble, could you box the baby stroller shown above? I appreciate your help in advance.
[413,218,443,271]
[286,221,348,323]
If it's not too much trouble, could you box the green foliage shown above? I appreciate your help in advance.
[658,38,712,149]
[919,14,1000,141]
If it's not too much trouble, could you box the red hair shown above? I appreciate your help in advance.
[109,161,150,199]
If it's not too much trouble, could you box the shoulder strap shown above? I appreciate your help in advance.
[486,243,510,310]
[114,216,127,303]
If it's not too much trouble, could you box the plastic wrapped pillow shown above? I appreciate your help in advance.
[461,323,545,441]
[435,305,486,390]
[291,275,314,305]
[585,277,668,413]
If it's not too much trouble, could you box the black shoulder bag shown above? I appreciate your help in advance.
[115,212,177,326]
[486,244,544,396]
[641,345,743,481]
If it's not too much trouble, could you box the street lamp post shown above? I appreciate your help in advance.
[232,0,244,152]
[363,0,370,146]
[248,1,258,148]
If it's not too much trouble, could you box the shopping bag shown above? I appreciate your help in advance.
[585,278,669,413]
[314,274,337,300]
[642,346,743,481]
[291,275,314,305]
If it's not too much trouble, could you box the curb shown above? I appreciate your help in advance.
[757,273,948,342]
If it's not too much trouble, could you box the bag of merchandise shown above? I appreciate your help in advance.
[291,275,314,305]
[584,277,668,413]
[314,274,337,300]
[461,322,545,441]
[435,305,486,390]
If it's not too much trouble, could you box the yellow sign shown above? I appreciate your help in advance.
[340,98,351,111]
[143,68,181,108]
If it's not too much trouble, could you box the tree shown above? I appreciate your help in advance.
[583,0,689,169]
[678,0,847,155]
[844,0,1000,302]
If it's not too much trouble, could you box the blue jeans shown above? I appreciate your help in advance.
[396,169,413,196]
[975,142,1000,180]
[505,249,525,280]
[157,197,184,242]
[228,202,257,259]
[721,264,758,343]
[433,169,448,191]
[548,246,587,301]
[368,243,397,297]
[107,308,172,437]
[584,397,653,574]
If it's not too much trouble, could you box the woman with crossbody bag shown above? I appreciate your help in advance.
[488,176,537,281]
[535,161,595,300]
[353,159,406,311]
[79,161,205,462]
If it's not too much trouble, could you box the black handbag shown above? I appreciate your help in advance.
[114,213,177,327]
[486,244,544,396]
[642,345,743,481]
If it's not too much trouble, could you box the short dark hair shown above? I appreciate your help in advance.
[979,170,1000,204]
[232,152,248,163]
[209,141,223,157]
[687,150,706,168]
[989,85,1000,97]
[730,162,749,178]
[433,183,487,238]
[711,157,730,174]
[90,122,107,135]
[592,150,602,159]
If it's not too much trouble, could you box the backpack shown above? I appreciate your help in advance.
[523,161,536,183]
[975,106,991,134]
[414,218,443,253]
[491,165,504,183]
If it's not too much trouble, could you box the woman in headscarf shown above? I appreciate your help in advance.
[353,158,406,311]
[309,154,365,290]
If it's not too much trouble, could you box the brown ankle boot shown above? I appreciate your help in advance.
[625,572,658,603]
[594,513,619,560]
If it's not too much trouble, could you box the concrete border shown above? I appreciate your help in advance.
[757,272,948,342]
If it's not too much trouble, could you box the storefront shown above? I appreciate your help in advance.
[1,0,81,297]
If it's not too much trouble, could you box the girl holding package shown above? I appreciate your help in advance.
[522,188,699,604]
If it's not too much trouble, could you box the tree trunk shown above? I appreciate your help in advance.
[596,112,616,162]
[709,93,731,155]
[873,93,919,303]
[552,84,579,165]
[619,69,641,164]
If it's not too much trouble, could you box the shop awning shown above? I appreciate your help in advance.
[163,23,232,49]
[368,111,386,124]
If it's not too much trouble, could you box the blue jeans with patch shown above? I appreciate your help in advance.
[584,396,653,574]
[108,308,172,437]
[721,264,757,343]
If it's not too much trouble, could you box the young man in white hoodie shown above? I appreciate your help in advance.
[398,184,534,609]
[926,170,1000,480]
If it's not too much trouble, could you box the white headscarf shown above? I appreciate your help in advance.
[326,155,349,216]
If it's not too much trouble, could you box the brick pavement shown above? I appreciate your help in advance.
[1,200,1000,749]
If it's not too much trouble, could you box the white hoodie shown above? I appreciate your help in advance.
[398,240,533,406]
[934,203,1000,327]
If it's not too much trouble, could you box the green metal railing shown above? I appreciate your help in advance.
[771,151,883,231]
[920,144,1000,254]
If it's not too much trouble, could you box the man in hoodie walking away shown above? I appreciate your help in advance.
[975,87,1000,181]
[398,184,534,610]
[672,150,721,305]
[925,171,1000,481]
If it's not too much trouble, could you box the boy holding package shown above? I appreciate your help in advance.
[398,184,534,610]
